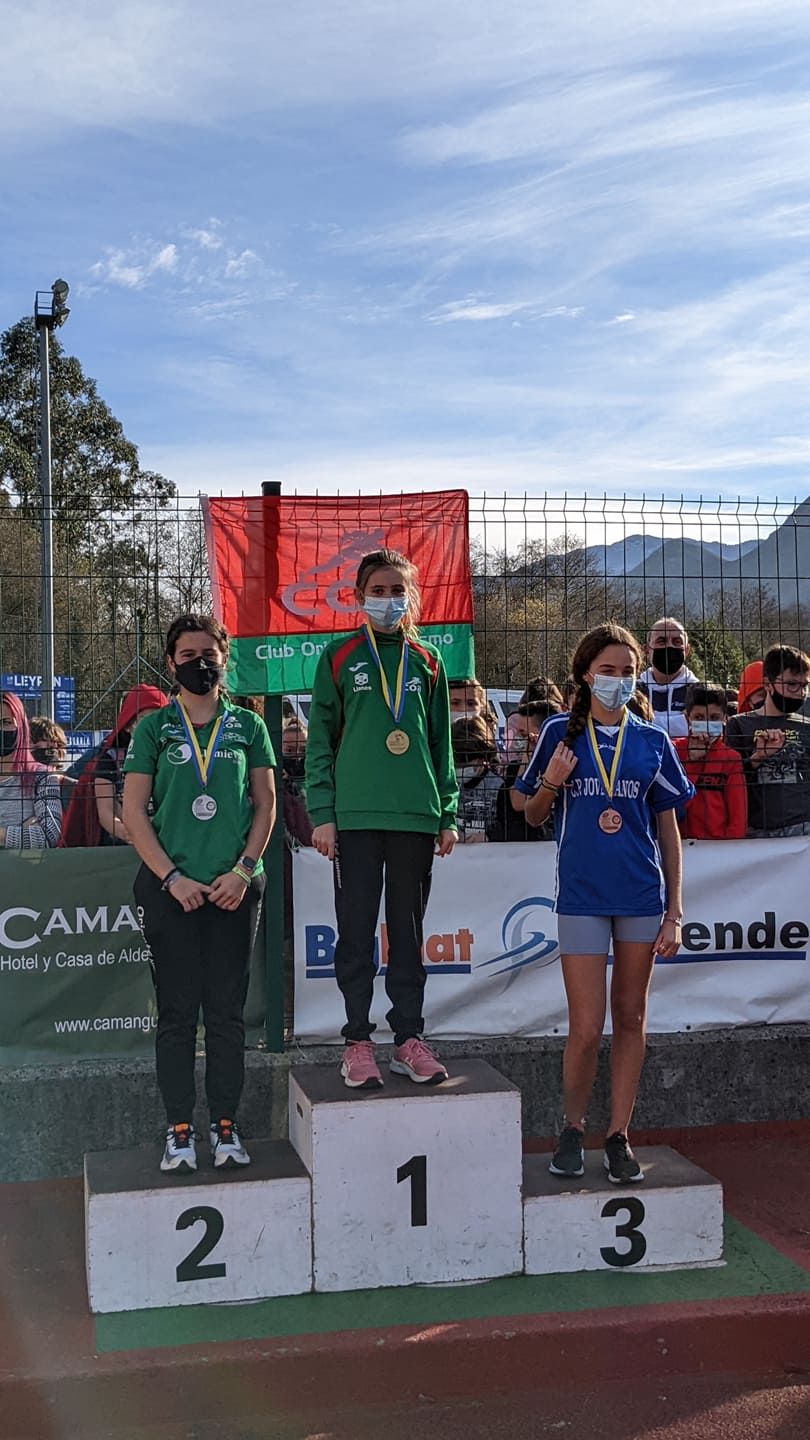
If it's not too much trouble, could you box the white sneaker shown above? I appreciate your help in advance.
[160,1123,197,1173]
[210,1119,250,1168]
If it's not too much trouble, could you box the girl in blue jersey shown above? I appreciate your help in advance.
[515,623,694,1185]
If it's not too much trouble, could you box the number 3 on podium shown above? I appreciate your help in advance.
[600,1195,647,1267]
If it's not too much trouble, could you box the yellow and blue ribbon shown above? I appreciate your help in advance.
[362,623,409,723]
[585,710,628,800]
[174,697,226,791]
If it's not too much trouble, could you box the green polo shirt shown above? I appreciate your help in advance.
[123,699,275,884]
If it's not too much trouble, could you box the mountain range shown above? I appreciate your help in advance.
[578,498,810,618]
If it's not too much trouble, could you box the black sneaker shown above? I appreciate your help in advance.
[549,1124,585,1177]
[604,1132,644,1185]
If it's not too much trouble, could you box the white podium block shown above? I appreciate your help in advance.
[289,1060,523,1292]
[85,1139,312,1313]
[523,1146,723,1275]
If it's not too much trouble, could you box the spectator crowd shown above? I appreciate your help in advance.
[2,614,809,851]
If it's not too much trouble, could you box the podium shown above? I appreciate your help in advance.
[523,1146,724,1274]
[289,1059,524,1292]
[83,1064,725,1312]
[85,1140,312,1313]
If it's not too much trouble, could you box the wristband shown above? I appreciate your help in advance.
[232,865,252,885]
[663,914,683,925]
[539,777,560,794]
[161,868,181,892]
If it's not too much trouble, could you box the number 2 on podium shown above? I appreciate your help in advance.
[176,1206,227,1282]
[397,1154,428,1227]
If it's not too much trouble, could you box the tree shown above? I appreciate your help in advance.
[472,532,605,687]
[687,617,745,688]
[0,316,178,725]
[0,318,175,545]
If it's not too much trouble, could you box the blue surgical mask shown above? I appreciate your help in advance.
[690,720,724,739]
[588,674,636,710]
[363,596,409,629]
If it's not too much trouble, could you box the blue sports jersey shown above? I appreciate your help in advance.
[515,710,695,916]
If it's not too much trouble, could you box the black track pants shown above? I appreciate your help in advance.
[134,865,265,1123]
[332,829,434,1045]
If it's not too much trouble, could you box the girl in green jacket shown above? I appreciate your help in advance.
[306,549,458,1089]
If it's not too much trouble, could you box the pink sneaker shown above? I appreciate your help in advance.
[340,1040,384,1089]
[390,1037,448,1085]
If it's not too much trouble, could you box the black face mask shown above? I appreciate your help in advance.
[283,756,305,778]
[769,688,805,715]
[0,729,19,757]
[652,645,685,677]
[173,658,223,695]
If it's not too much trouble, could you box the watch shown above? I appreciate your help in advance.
[238,855,258,873]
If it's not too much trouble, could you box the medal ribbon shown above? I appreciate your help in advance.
[586,710,628,801]
[174,697,226,791]
[362,623,409,724]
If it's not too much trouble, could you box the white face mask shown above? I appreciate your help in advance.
[452,707,480,720]
[509,735,529,755]
[456,764,481,783]
[690,719,724,739]
[362,596,409,628]
[587,673,636,710]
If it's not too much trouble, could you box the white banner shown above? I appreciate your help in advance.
[293,838,810,1042]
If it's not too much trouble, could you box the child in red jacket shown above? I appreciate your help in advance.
[674,684,747,839]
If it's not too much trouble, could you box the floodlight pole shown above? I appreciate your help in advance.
[34,280,69,722]
[35,309,55,720]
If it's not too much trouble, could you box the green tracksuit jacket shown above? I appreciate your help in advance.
[305,628,458,835]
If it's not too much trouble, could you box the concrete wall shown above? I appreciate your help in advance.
[6,1024,810,1182]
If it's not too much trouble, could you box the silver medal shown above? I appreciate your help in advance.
[191,794,218,821]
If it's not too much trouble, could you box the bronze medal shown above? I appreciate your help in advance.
[598,807,622,834]
[386,728,410,755]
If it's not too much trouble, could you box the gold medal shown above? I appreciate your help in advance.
[386,728,410,755]
[598,807,622,834]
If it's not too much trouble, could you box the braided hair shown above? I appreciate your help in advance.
[564,622,643,747]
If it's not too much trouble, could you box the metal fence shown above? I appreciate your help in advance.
[1,490,809,727]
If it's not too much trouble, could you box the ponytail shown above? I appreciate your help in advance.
[564,684,591,747]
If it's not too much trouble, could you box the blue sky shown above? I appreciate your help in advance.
[4,0,810,501]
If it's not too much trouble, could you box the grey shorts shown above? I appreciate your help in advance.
[556,913,662,954]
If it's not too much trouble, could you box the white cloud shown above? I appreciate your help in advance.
[89,251,144,289]
[541,306,584,319]
[428,297,533,323]
[152,244,177,273]
[90,242,178,288]
[143,436,810,504]
[224,249,261,279]
[4,1,810,140]
[186,225,224,251]
[427,298,584,323]
[87,231,270,294]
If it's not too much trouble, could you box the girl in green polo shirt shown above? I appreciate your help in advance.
[306,549,458,1090]
[123,614,276,1174]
